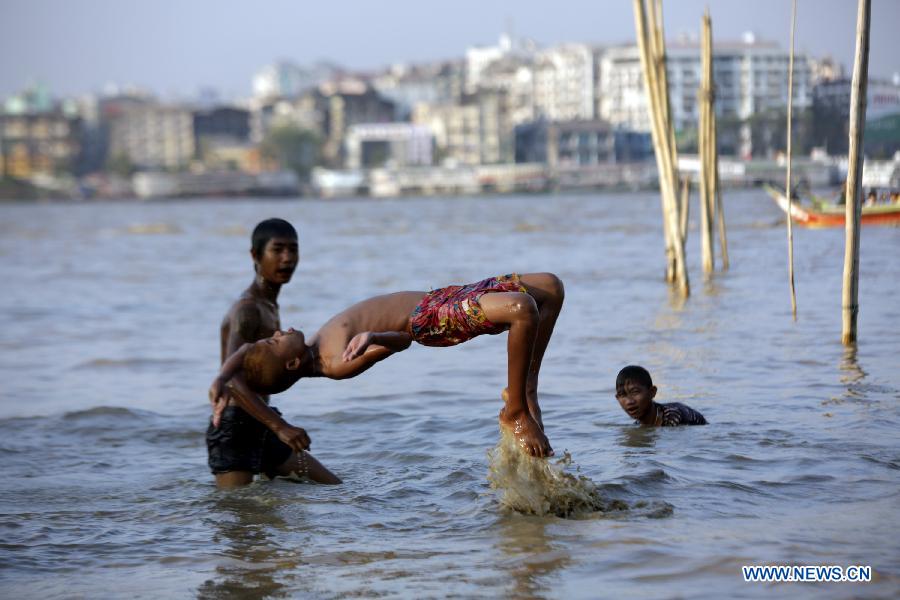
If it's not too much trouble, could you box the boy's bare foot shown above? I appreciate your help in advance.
[502,387,544,431]
[499,406,553,458]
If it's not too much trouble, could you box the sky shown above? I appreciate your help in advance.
[1,0,898,100]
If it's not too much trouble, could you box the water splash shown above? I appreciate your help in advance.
[487,428,627,518]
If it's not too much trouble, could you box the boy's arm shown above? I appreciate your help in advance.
[225,374,311,452]
[209,343,251,411]
[328,331,412,379]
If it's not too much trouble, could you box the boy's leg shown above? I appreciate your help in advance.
[207,405,260,489]
[273,451,342,485]
[516,273,565,428]
[215,471,255,488]
[477,291,552,457]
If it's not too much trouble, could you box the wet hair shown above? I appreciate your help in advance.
[251,218,297,257]
[242,343,301,395]
[616,365,653,389]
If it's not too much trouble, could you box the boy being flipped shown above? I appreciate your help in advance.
[210,273,564,457]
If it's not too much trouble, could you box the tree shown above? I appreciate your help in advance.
[260,125,321,180]
[106,151,135,177]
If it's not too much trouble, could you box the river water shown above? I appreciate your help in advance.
[0,191,898,599]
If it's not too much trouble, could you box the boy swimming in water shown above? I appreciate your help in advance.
[615,365,707,426]
[210,273,565,457]
[208,218,340,488]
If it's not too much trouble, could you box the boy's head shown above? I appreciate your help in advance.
[250,218,298,284]
[242,329,307,394]
[615,365,657,420]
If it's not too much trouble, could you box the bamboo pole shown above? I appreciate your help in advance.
[679,176,690,241]
[784,0,799,320]
[699,11,715,274]
[642,0,676,280]
[649,0,685,264]
[713,109,729,269]
[651,0,679,186]
[633,0,689,296]
[706,11,727,271]
[842,0,871,345]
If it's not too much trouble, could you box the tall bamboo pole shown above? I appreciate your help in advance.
[706,12,727,271]
[699,11,715,274]
[713,109,729,269]
[655,1,689,296]
[643,0,676,280]
[842,0,871,345]
[679,176,690,241]
[633,0,689,296]
[651,0,679,188]
[785,0,799,320]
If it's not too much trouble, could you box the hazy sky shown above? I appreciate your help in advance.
[1,0,898,99]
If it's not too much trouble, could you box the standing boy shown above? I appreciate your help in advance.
[207,218,340,488]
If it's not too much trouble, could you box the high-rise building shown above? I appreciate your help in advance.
[599,33,813,133]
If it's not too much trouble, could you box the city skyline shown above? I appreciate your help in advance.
[2,0,899,100]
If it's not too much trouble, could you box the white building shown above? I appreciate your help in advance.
[599,33,813,132]
[344,123,434,169]
[252,61,337,100]
[533,44,598,122]
[465,33,538,94]
[466,37,598,126]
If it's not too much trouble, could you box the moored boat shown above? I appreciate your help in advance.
[765,184,900,228]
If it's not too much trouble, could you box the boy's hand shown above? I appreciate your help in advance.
[342,332,374,362]
[209,378,227,427]
[275,423,311,453]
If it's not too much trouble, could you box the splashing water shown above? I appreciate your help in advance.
[487,428,628,518]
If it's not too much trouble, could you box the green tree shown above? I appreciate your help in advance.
[105,151,135,177]
[260,126,321,180]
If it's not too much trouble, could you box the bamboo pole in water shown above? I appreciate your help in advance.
[641,0,675,280]
[651,0,689,292]
[633,0,689,296]
[784,0,799,320]
[699,11,715,274]
[705,12,727,271]
[713,108,729,270]
[679,176,690,242]
[842,0,871,345]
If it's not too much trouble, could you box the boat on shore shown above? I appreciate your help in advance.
[764,184,900,228]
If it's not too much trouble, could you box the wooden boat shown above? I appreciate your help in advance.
[765,184,900,228]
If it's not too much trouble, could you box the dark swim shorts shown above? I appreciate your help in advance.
[206,405,293,476]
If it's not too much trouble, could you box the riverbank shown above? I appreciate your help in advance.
[1,154,869,201]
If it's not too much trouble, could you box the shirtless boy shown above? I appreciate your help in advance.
[210,273,565,458]
[207,218,340,488]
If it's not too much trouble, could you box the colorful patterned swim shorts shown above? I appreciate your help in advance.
[409,273,527,347]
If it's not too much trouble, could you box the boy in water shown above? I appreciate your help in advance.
[614,365,707,426]
[208,218,340,488]
[210,273,565,458]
